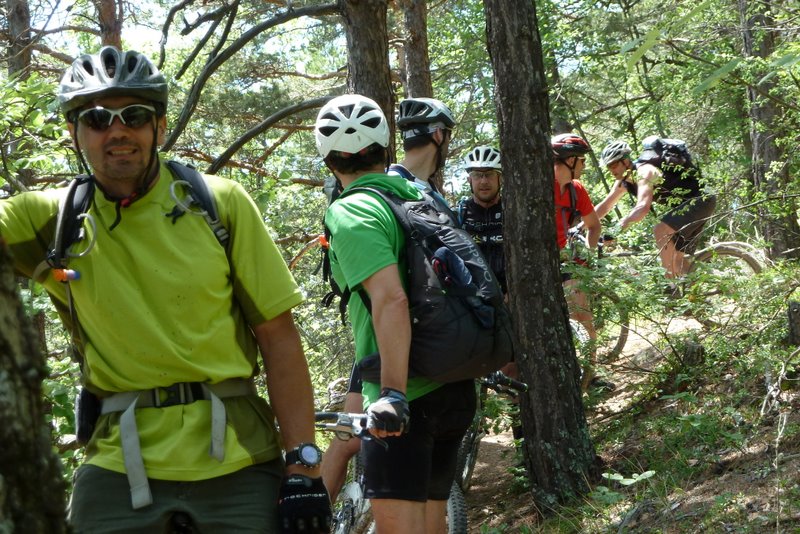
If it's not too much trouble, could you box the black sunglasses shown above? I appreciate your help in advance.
[76,104,157,131]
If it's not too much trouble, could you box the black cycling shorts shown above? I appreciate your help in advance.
[660,194,717,253]
[362,380,477,501]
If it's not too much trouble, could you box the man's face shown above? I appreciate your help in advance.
[606,159,630,181]
[68,95,165,187]
[571,156,586,179]
[468,168,502,203]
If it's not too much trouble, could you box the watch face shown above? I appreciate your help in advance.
[300,444,321,465]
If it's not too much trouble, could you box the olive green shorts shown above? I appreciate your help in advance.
[68,459,284,533]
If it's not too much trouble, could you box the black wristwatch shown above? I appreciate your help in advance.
[285,443,323,468]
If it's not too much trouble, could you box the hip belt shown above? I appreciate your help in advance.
[100,377,257,510]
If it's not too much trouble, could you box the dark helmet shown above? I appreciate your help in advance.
[397,97,456,139]
[58,46,168,118]
[551,133,591,160]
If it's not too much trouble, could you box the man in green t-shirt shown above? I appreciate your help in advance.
[315,94,476,532]
[0,46,329,533]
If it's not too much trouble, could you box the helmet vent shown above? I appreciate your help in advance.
[127,55,139,75]
[362,117,381,128]
[338,104,354,118]
[318,126,337,137]
[101,51,117,77]
[345,127,357,134]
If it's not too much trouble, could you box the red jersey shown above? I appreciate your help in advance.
[554,179,595,249]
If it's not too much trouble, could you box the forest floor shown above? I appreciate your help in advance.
[464,316,800,533]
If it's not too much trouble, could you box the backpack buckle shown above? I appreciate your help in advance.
[152,383,204,407]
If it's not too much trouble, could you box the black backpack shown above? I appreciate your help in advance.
[326,186,516,384]
[637,137,699,176]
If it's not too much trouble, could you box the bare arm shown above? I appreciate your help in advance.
[582,209,602,249]
[593,180,628,220]
[620,164,660,229]
[360,264,411,395]
[254,311,321,478]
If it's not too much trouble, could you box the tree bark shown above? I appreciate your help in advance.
[6,0,32,78]
[341,0,396,158]
[738,0,800,260]
[483,0,598,511]
[0,241,68,532]
[93,0,123,48]
[396,0,433,98]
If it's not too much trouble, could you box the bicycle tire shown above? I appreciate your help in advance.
[454,426,482,492]
[332,451,374,534]
[686,243,763,328]
[592,289,630,362]
[447,481,469,533]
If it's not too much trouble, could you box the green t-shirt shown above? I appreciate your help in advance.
[0,161,303,480]
[325,173,441,406]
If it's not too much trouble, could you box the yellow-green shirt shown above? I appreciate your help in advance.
[0,161,302,480]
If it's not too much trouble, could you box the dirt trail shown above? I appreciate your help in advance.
[464,314,800,532]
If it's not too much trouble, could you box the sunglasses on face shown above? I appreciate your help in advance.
[76,104,157,131]
[469,170,499,180]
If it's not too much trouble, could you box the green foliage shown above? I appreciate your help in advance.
[0,73,73,188]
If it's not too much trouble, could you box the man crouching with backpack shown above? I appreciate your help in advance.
[315,94,476,533]
[594,138,717,281]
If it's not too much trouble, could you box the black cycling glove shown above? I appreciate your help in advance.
[367,387,410,433]
[278,475,332,533]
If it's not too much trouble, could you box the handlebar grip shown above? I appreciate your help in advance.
[488,371,529,393]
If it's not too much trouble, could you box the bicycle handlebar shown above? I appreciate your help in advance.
[484,371,528,394]
[314,411,387,449]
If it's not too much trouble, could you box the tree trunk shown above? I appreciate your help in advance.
[0,242,68,532]
[341,0,396,159]
[6,0,32,78]
[93,0,123,48]
[738,0,800,260]
[396,0,433,98]
[483,0,598,511]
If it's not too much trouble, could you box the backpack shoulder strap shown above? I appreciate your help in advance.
[344,186,411,228]
[334,186,419,316]
[166,160,230,250]
[48,174,95,270]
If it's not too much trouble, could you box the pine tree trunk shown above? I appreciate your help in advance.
[0,241,67,532]
[483,0,599,511]
[341,0,396,159]
[396,0,433,98]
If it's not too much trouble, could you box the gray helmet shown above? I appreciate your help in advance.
[600,140,633,166]
[58,46,168,117]
[397,97,456,139]
[465,146,502,171]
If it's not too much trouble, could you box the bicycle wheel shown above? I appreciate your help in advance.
[686,243,763,328]
[592,289,629,362]
[332,452,373,534]
[332,482,360,534]
[447,481,469,533]
[454,425,483,492]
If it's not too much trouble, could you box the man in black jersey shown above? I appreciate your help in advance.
[457,146,506,294]
[595,138,716,278]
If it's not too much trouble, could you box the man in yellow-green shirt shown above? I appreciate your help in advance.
[0,47,330,533]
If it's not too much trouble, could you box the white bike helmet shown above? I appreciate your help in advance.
[600,140,632,166]
[315,94,390,158]
[465,146,502,171]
